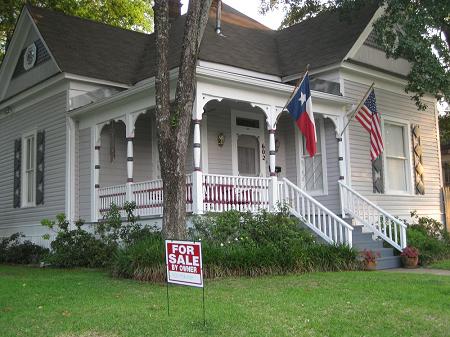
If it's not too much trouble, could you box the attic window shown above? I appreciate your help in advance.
[236,117,259,129]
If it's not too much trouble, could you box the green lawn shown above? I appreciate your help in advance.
[429,259,450,270]
[0,266,449,337]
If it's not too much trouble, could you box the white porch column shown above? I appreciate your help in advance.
[268,128,278,211]
[126,113,136,203]
[126,136,134,202]
[93,126,101,221]
[192,118,204,214]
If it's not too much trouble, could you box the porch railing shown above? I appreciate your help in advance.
[98,184,127,216]
[132,179,163,217]
[280,178,353,247]
[98,174,193,218]
[339,181,407,251]
[203,174,271,212]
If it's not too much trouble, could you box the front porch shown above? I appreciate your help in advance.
[75,78,406,253]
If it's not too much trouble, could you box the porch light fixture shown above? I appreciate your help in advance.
[217,133,225,147]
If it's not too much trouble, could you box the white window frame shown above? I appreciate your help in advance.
[231,110,266,177]
[21,130,37,208]
[382,117,414,195]
[297,117,328,196]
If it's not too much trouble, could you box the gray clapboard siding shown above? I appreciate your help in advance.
[99,122,127,187]
[78,127,91,221]
[314,118,340,214]
[344,79,442,220]
[74,121,80,220]
[133,113,153,182]
[0,91,66,234]
[206,105,233,175]
[276,113,297,183]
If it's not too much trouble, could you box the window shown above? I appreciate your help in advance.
[236,117,259,129]
[22,132,36,207]
[300,118,327,195]
[384,121,411,194]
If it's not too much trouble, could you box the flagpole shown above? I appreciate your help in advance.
[340,82,375,137]
[281,64,310,113]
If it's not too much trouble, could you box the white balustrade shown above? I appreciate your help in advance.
[98,175,194,218]
[185,174,193,213]
[280,178,353,247]
[203,174,271,213]
[339,181,407,251]
[131,179,164,217]
[98,184,127,217]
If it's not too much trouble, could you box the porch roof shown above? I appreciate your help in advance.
[25,3,378,86]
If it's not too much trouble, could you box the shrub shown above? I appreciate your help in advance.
[0,233,49,264]
[97,202,157,246]
[111,231,165,281]
[406,212,450,265]
[111,209,360,282]
[42,214,113,268]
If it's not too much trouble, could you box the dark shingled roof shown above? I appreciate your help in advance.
[276,5,378,76]
[26,3,378,85]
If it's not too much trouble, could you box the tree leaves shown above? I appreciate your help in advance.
[0,0,153,61]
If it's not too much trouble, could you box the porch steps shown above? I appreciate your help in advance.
[351,225,401,270]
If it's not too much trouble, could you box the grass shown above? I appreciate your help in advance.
[0,266,449,337]
[429,259,450,270]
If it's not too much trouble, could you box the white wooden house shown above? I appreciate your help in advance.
[0,3,443,268]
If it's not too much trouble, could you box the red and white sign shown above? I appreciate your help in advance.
[165,240,203,288]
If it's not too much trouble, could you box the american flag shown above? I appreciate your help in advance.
[355,89,383,160]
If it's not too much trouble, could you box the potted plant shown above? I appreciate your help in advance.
[400,246,419,268]
[360,249,380,271]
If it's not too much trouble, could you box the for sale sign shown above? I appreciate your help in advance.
[165,240,203,288]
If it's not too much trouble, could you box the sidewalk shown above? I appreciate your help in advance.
[383,268,450,276]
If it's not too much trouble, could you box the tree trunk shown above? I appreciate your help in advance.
[154,0,212,240]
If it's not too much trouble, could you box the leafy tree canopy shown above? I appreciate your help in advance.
[0,0,153,62]
[261,0,450,110]
[439,109,450,145]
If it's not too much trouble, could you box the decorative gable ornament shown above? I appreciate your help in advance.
[23,43,37,71]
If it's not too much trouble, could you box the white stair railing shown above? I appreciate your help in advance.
[281,178,353,247]
[338,181,407,251]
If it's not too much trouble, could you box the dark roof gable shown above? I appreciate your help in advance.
[26,3,378,85]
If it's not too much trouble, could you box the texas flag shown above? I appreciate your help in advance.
[286,73,317,157]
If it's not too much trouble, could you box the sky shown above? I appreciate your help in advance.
[180,0,285,30]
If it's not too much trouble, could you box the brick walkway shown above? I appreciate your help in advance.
[382,268,450,276]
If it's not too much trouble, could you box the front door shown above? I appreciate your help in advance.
[232,111,265,177]
[237,134,260,176]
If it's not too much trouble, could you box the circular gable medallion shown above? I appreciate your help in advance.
[23,43,37,71]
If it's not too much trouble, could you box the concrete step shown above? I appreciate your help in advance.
[376,256,402,270]
[352,240,385,250]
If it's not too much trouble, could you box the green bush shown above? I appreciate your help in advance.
[111,209,360,282]
[97,202,158,246]
[0,233,49,264]
[111,231,165,281]
[41,214,113,268]
[406,212,450,265]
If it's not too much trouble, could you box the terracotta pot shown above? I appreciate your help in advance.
[401,256,419,269]
[365,261,377,271]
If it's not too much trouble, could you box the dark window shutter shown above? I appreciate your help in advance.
[13,139,21,208]
[412,124,425,195]
[372,155,384,194]
[36,130,45,205]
